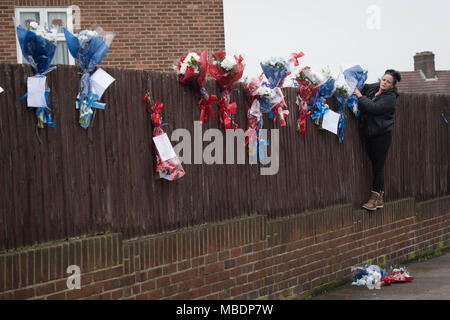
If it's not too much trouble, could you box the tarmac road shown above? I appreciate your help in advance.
[312,251,450,300]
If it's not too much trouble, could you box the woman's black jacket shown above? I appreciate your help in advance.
[358,83,399,138]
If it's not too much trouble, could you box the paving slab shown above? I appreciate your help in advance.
[313,252,450,300]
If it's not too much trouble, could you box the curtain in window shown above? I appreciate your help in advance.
[52,41,70,65]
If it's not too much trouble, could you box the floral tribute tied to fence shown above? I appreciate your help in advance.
[143,92,185,181]
[175,50,217,124]
[64,26,115,128]
[14,18,57,128]
[209,51,245,130]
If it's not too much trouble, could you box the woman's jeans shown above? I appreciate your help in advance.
[365,131,392,193]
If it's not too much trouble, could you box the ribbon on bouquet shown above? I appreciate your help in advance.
[310,102,330,126]
[347,94,360,117]
[76,90,105,129]
[337,112,346,143]
[198,89,217,123]
[249,138,269,165]
[296,98,311,135]
[17,66,57,128]
[217,97,238,130]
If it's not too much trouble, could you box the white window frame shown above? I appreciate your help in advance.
[15,6,75,65]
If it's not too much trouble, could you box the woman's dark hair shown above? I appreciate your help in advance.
[384,69,402,85]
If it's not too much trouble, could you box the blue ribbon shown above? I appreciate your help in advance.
[347,94,360,117]
[249,138,269,165]
[76,90,106,129]
[310,102,329,126]
[442,106,449,124]
[337,112,346,143]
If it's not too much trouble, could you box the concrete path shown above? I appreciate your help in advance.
[313,252,450,300]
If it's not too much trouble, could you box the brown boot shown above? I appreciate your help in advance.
[376,191,384,209]
[362,191,379,211]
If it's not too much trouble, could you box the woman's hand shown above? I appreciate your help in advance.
[354,88,362,98]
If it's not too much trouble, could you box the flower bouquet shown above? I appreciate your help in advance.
[294,66,320,135]
[175,50,217,124]
[143,92,185,181]
[209,51,244,130]
[333,74,352,142]
[259,53,303,126]
[381,267,414,284]
[343,65,368,117]
[309,66,336,127]
[15,18,57,128]
[64,26,115,128]
[244,76,283,163]
[351,264,386,290]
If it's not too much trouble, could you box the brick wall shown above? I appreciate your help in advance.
[0,0,225,71]
[1,196,449,300]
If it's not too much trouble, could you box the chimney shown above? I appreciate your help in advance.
[414,51,436,79]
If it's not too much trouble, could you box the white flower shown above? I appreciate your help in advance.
[335,76,351,95]
[220,56,237,71]
[318,66,332,83]
[256,86,273,98]
[29,21,39,29]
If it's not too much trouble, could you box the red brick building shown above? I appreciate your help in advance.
[397,51,450,94]
[0,0,225,71]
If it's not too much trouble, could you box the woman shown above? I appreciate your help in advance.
[354,69,401,211]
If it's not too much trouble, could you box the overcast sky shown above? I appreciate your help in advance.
[223,0,450,83]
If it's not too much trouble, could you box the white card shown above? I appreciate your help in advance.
[153,133,177,162]
[27,76,47,108]
[90,68,115,99]
[0,86,4,94]
[321,109,341,135]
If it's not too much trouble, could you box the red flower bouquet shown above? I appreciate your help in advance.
[209,51,244,129]
[143,92,185,181]
[176,50,217,124]
[294,67,320,135]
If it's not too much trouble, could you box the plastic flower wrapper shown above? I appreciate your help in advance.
[343,65,368,117]
[143,92,185,181]
[64,26,115,128]
[351,265,386,290]
[175,50,217,124]
[333,73,352,143]
[294,66,320,136]
[259,52,302,126]
[309,66,336,127]
[244,75,277,164]
[15,18,57,128]
[209,51,245,129]
[381,266,414,284]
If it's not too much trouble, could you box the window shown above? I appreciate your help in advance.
[15,7,75,66]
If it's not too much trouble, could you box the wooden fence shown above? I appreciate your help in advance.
[0,63,448,251]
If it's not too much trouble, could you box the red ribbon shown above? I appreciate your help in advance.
[152,101,163,127]
[296,100,311,135]
[198,93,217,123]
[217,97,238,130]
[289,51,305,67]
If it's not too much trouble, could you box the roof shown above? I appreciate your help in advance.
[397,70,450,94]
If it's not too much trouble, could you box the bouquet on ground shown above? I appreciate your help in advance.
[175,50,217,124]
[333,73,352,143]
[259,52,303,126]
[15,18,57,128]
[309,66,336,127]
[343,65,368,117]
[64,26,115,128]
[351,265,386,290]
[381,267,414,284]
[209,51,244,130]
[294,66,320,135]
[143,92,185,181]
